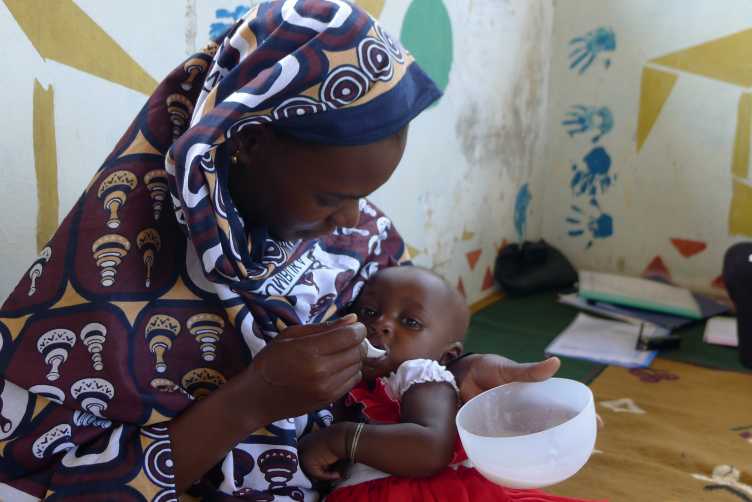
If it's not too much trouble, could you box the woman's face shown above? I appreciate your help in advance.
[228,127,407,241]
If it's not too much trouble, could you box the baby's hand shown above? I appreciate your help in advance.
[299,424,349,481]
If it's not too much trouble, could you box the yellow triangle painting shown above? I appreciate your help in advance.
[732,93,752,180]
[356,0,385,18]
[6,0,160,258]
[33,79,58,251]
[651,29,752,88]
[637,28,752,236]
[638,29,752,153]
[636,67,677,152]
[730,179,752,237]
[5,0,157,95]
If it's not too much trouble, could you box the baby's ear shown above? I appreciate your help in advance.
[439,341,464,366]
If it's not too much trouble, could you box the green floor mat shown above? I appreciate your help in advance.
[464,292,605,383]
[661,319,750,372]
[464,292,750,383]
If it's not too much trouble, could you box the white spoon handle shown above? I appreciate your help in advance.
[363,338,386,359]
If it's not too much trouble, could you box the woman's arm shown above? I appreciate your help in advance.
[169,315,367,493]
[0,316,366,499]
[300,381,458,479]
[168,369,274,494]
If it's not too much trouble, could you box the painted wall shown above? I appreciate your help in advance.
[540,0,752,293]
[0,0,553,305]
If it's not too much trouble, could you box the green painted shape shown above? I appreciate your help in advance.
[400,0,453,93]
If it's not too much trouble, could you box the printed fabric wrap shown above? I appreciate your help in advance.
[0,1,441,500]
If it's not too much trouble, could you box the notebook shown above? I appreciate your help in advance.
[545,313,658,368]
[578,271,702,319]
[558,293,687,329]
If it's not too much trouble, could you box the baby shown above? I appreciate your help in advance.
[299,266,597,502]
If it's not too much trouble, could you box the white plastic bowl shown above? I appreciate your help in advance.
[456,377,596,489]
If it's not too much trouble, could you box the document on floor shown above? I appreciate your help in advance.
[545,313,659,368]
[703,317,738,347]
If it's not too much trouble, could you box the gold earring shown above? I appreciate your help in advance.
[230,152,239,165]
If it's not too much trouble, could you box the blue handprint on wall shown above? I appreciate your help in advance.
[562,105,613,143]
[514,183,531,242]
[569,27,616,75]
[570,146,615,199]
[566,200,613,249]
[210,5,252,39]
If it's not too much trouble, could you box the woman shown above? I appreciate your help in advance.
[0,2,560,500]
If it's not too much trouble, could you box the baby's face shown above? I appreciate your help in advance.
[353,267,459,377]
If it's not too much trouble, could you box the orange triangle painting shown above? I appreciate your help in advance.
[482,267,495,291]
[457,278,466,298]
[466,249,482,270]
[711,275,726,289]
[641,256,672,281]
[670,238,707,258]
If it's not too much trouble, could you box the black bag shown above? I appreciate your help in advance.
[493,240,578,296]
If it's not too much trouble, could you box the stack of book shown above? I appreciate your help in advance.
[546,271,730,368]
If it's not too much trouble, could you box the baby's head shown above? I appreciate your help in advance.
[352,266,469,376]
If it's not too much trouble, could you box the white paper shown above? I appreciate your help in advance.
[703,317,738,347]
[545,313,658,368]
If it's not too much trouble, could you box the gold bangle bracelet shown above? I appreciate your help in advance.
[349,422,365,463]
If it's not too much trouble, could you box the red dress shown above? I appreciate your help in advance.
[325,360,603,502]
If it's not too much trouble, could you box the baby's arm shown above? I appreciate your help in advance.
[299,381,458,480]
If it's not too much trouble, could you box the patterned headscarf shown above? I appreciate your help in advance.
[0,1,440,500]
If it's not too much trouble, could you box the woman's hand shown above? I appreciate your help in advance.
[239,313,367,425]
[451,354,561,403]
[168,314,366,494]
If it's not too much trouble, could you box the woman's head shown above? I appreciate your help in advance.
[353,266,469,377]
[166,0,440,285]
[227,125,407,241]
